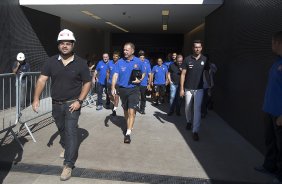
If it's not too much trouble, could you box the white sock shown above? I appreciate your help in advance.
[126,129,131,135]
[113,106,117,111]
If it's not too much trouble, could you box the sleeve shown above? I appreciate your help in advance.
[151,66,155,74]
[114,62,120,75]
[96,61,101,72]
[182,58,188,70]
[168,65,172,73]
[41,60,51,76]
[80,61,91,83]
[147,63,152,73]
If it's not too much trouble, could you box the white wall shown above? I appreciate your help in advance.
[61,19,107,60]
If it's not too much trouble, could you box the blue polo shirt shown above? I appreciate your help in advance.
[263,56,282,117]
[96,60,109,85]
[115,56,145,88]
[107,60,119,84]
[163,61,173,69]
[152,64,168,85]
[140,59,151,86]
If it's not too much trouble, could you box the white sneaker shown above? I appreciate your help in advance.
[60,166,72,181]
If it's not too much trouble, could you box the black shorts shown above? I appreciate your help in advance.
[107,83,119,96]
[119,87,140,110]
[153,84,166,95]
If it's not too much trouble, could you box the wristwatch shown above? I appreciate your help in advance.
[76,99,83,105]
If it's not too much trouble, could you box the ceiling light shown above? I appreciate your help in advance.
[105,22,128,32]
[91,15,101,19]
[162,10,169,16]
[81,10,93,16]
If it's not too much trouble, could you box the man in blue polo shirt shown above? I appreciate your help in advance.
[138,50,152,114]
[151,58,168,105]
[111,42,145,144]
[93,53,110,110]
[255,31,282,183]
[163,52,177,69]
[106,51,120,117]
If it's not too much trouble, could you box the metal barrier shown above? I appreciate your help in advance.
[18,72,52,143]
[0,73,22,148]
[0,72,52,148]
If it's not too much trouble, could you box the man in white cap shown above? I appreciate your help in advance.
[12,52,30,108]
[32,29,91,181]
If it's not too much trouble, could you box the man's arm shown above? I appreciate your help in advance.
[12,62,20,74]
[111,73,118,96]
[179,69,187,97]
[32,75,49,112]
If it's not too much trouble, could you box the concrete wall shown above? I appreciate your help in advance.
[61,19,106,61]
[182,23,205,56]
[205,0,282,152]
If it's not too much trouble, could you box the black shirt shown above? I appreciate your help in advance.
[41,54,91,101]
[168,62,183,85]
[182,55,209,90]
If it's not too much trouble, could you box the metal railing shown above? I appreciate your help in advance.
[18,72,52,143]
[0,73,20,147]
[0,72,52,148]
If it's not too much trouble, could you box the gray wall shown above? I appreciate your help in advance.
[205,0,282,152]
[0,0,60,73]
[183,23,205,56]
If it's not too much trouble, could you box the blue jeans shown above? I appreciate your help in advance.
[52,102,81,168]
[97,83,110,106]
[169,83,181,113]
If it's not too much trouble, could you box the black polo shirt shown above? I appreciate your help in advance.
[183,55,209,90]
[168,62,183,85]
[41,54,91,101]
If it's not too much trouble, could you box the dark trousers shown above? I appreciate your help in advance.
[139,86,147,111]
[97,83,110,106]
[52,102,81,168]
[263,113,282,176]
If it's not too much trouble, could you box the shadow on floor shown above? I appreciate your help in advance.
[0,137,28,183]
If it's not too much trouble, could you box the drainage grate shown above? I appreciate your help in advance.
[0,162,263,184]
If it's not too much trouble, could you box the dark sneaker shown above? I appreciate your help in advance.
[186,123,192,130]
[167,111,173,116]
[112,110,117,116]
[124,135,131,144]
[140,110,145,114]
[192,132,199,141]
[60,166,72,181]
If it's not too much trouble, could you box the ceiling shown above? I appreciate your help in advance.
[20,2,223,34]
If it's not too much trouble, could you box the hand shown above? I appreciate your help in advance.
[180,89,185,97]
[69,101,81,113]
[132,78,141,84]
[276,115,282,126]
[32,99,40,113]
[111,88,116,96]
[147,84,152,91]
[165,81,169,86]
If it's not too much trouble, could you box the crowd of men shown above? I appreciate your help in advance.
[31,29,217,181]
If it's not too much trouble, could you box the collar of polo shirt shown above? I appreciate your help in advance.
[58,55,75,62]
